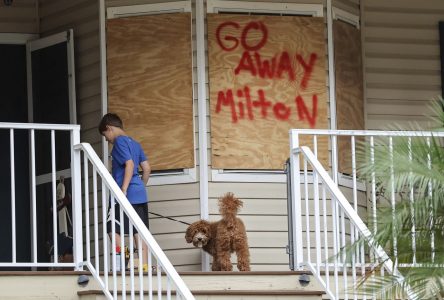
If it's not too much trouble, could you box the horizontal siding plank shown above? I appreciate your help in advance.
[208,195,366,216]
[149,198,200,216]
[366,116,436,130]
[364,11,444,25]
[40,2,97,33]
[366,88,440,101]
[40,0,96,18]
[365,57,440,71]
[208,198,287,215]
[364,27,438,42]
[367,99,434,116]
[149,183,199,201]
[365,42,439,56]
[365,73,441,86]
[78,95,101,115]
[76,63,100,85]
[364,0,444,10]
[0,22,37,33]
[0,7,36,19]
[77,49,100,69]
[164,248,201,266]
[155,231,291,250]
[209,182,287,199]
[366,82,440,92]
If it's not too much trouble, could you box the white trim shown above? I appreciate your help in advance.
[148,168,196,186]
[0,33,38,44]
[67,29,77,124]
[327,0,336,132]
[196,0,209,217]
[0,123,80,130]
[107,1,191,19]
[332,7,360,29]
[211,169,286,183]
[103,1,197,186]
[196,0,210,272]
[99,0,108,165]
[27,31,68,52]
[207,0,323,16]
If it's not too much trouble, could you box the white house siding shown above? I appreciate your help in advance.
[362,0,444,130]
[0,0,38,33]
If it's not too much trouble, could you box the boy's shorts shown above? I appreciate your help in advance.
[107,202,149,235]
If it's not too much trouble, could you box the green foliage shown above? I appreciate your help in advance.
[350,97,444,299]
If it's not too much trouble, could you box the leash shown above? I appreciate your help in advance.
[149,212,191,225]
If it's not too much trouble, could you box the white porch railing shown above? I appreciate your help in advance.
[74,143,194,299]
[0,122,81,269]
[289,129,444,300]
[0,123,194,300]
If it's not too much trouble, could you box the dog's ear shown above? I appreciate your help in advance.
[185,226,193,243]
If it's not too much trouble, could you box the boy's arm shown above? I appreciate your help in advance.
[121,159,135,195]
[140,160,151,185]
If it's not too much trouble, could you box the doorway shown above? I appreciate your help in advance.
[0,31,76,265]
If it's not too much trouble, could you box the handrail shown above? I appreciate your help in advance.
[291,145,417,300]
[291,128,444,137]
[74,143,195,300]
[0,122,80,130]
[296,146,395,272]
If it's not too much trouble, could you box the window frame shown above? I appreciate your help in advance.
[206,0,324,183]
[104,1,197,186]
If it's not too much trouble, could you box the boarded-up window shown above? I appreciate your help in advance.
[106,13,194,171]
[208,14,328,170]
[334,20,365,174]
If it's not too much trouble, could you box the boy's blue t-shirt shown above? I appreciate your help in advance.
[111,135,148,204]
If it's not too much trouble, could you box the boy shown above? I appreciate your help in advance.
[99,113,151,272]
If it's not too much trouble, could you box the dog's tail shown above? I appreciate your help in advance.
[219,192,243,226]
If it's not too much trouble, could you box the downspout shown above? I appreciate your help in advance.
[98,0,109,164]
[196,0,210,271]
[326,0,338,184]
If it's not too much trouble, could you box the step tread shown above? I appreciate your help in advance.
[78,289,325,296]
[0,270,89,276]
[0,270,312,276]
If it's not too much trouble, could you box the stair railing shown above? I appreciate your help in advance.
[288,129,440,300]
[290,144,415,299]
[73,142,194,299]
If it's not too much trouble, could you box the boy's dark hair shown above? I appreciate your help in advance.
[98,113,123,134]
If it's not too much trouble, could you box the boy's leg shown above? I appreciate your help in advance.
[133,203,150,271]
[107,202,125,270]
[134,233,148,269]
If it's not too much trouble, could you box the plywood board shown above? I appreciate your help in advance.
[208,14,328,170]
[107,13,194,171]
[334,20,365,174]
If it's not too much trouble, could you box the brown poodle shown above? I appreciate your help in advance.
[185,193,250,271]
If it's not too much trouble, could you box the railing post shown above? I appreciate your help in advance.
[71,127,83,270]
[289,130,304,270]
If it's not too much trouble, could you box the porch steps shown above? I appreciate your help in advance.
[0,270,324,300]
[78,271,324,300]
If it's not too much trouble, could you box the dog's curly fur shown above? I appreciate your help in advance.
[185,193,250,271]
